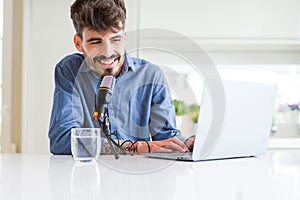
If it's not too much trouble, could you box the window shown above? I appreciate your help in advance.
[138,46,300,148]
[217,64,300,139]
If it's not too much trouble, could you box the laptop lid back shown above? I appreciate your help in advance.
[193,80,278,160]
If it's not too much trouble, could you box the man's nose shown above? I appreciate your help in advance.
[101,43,114,58]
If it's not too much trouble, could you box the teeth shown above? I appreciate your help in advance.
[100,59,115,65]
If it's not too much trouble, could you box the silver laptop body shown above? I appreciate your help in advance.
[145,80,278,161]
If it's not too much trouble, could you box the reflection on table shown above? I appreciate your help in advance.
[0,150,299,200]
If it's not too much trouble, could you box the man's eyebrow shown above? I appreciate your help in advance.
[110,34,123,40]
[86,37,103,43]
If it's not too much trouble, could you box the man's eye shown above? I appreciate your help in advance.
[90,41,101,44]
[112,39,121,42]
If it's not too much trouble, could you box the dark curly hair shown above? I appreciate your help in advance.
[70,0,126,37]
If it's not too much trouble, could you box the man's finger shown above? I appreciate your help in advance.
[165,141,188,153]
[186,137,195,151]
[151,144,172,153]
[169,137,189,151]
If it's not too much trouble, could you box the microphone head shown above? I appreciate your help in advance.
[100,75,115,90]
[95,75,116,121]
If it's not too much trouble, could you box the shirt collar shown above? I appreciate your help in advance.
[79,52,136,74]
[123,53,136,73]
[79,59,91,73]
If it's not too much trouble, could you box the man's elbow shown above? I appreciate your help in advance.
[49,139,71,155]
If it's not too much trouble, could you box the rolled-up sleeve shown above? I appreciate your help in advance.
[149,71,183,141]
[48,55,83,154]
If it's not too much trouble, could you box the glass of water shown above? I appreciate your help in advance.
[71,128,101,162]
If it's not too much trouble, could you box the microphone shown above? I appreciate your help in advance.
[94,75,115,121]
[94,75,120,159]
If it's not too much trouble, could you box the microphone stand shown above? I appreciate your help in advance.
[100,107,119,160]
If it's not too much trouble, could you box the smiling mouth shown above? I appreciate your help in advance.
[96,56,120,67]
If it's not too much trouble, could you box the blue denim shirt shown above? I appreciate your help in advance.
[48,53,181,154]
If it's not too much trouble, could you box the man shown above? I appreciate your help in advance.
[48,0,192,154]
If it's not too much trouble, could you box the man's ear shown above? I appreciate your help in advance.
[73,34,83,52]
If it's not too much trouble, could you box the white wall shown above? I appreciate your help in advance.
[22,0,300,154]
[139,0,300,38]
[22,0,75,154]
[138,0,300,65]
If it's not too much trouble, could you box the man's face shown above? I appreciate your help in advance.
[74,28,126,77]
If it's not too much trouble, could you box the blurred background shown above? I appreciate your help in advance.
[0,0,300,154]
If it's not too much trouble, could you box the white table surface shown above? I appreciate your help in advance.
[0,149,299,200]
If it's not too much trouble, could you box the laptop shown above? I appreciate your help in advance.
[144,79,278,161]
